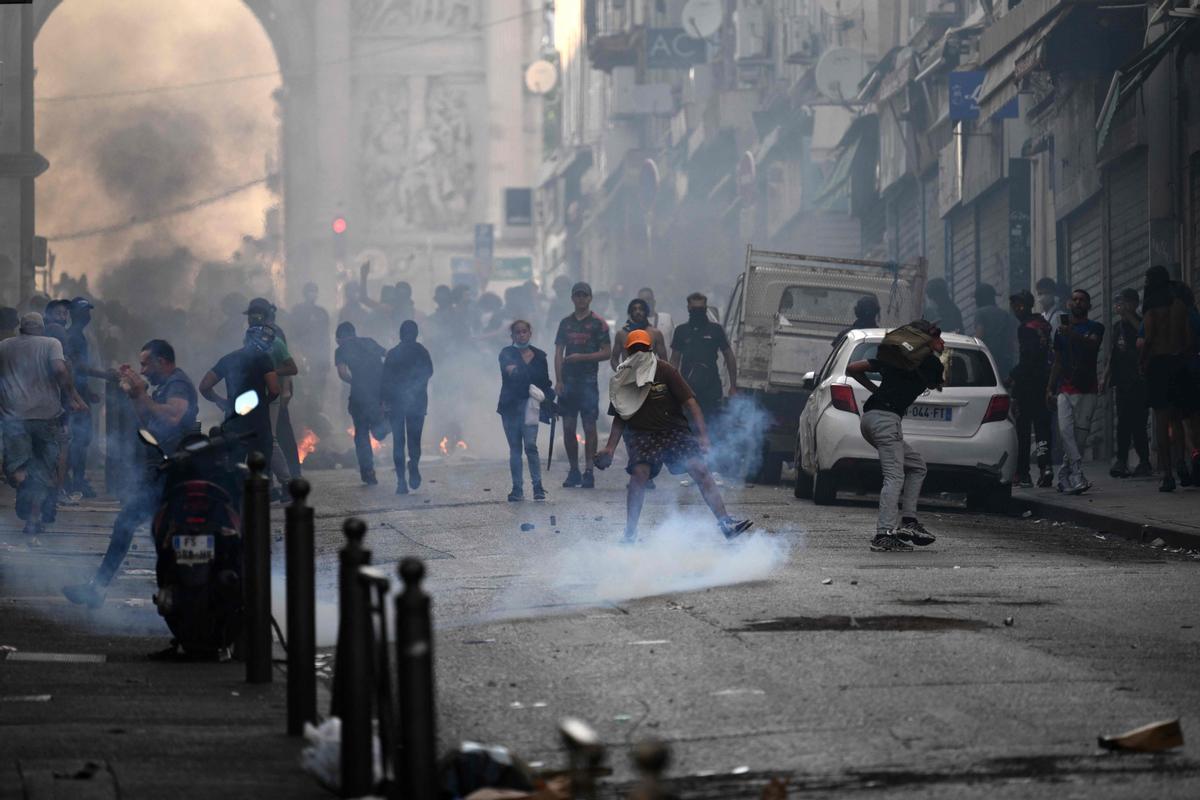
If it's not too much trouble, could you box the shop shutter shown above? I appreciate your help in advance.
[950,205,977,329]
[897,179,921,265]
[976,184,1010,303]
[1065,199,1105,459]
[923,176,945,282]
[1107,153,1148,304]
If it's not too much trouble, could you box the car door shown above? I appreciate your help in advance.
[797,337,846,474]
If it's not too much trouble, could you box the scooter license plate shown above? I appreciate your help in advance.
[173,534,215,565]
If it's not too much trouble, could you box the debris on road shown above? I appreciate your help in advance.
[520,523,535,532]
[1022,510,1032,518]
[821,578,833,585]
[549,515,556,526]
[1098,718,1183,752]
[1149,538,1166,548]
[1004,617,1014,626]
[614,714,632,723]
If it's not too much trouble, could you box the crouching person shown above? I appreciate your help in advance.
[594,329,750,544]
[846,321,945,552]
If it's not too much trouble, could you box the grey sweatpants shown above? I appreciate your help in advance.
[860,409,927,533]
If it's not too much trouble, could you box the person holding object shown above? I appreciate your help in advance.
[845,320,945,552]
[595,329,751,544]
[498,320,553,501]
[1045,289,1104,495]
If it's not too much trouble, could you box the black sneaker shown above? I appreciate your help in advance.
[63,580,106,609]
[1178,462,1192,487]
[719,517,752,540]
[532,484,546,501]
[395,482,409,495]
[1160,476,1176,493]
[1132,461,1154,478]
[362,471,378,486]
[408,463,422,490]
[1036,467,1054,488]
[562,468,582,488]
[895,520,936,546]
[870,531,913,552]
[1014,473,1033,488]
[580,470,595,489]
[1109,461,1130,478]
[507,489,524,502]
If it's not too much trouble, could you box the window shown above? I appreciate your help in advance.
[779,285,872,325]
[846,343,997,387]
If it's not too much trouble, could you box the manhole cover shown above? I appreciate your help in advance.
[730,615,989,633]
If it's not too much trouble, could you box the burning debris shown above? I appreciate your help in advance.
[297,428,320,464]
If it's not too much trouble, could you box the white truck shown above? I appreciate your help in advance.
[721,247,926,483]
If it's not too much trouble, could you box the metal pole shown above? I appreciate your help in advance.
[243,451,272,684]
[339,518,374,798]
[394,558,436,800]
[285,478,317,735]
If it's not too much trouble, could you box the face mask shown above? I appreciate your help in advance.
[689,308,707,324]
[513,340,531,349]
[1039,294,1055,310]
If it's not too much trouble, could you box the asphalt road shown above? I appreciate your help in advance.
[301,453,1200,798]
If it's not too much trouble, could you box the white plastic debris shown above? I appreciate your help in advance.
[1149,538,1166,548]
[1021,510,1033,518]
[300,716,384,794]
[821,578,833,585]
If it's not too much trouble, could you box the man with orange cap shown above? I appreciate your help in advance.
[595,329,752,543]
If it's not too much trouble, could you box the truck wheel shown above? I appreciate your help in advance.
[812,470,837,505]
[756,453,784,485]
[966,484,1012,512]
[793,468,812,499]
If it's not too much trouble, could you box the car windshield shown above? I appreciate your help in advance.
[847,342,997,387]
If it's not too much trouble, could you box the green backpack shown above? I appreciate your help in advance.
[876,322,938,371]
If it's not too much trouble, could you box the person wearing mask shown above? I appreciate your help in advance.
[670,292,738,425]
[381,320,434,495]
[831,295,881,345]
[63,340,198,608]
[1009,291,1054,488]
[498,320,554,501]
[1037,277,1065,325]
[0,313,86,540]
[245,298,299,493]
[199,325,281,468]
[64,297,100,497]
[846,320,945,552]
[334,321,388,485]
[290,282,332,410]
[973,283,1018,383]
[637,287,674,348]
[554,282,612,489]
[1140,265,1192,491]
[923,278,964,334]
[611,298,668,369]
[1046,289,1104,495]
[595,330,751,543]
[1102,288,1151,478]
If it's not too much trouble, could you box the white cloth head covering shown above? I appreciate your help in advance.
[609,351,658,420]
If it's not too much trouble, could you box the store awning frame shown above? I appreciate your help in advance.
[976,6,1071,120]
[1096,19,1195,151]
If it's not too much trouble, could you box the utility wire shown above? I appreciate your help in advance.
[44,175,271,241]
[36,7,542,106]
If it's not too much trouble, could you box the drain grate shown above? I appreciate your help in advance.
[730,615,990,633]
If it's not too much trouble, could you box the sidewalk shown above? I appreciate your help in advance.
[1012,461,1200,549]
[0,488,331,800]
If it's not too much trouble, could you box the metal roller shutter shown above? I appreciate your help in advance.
[977,184,1010,302]
[1107,153,1148,304]
[923,176,945,281]
[950,205,977,328]
[897,179,921,265]
[1065,199,1105,459]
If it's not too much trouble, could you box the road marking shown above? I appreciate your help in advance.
[628,639,669,645]
[6,652,107,663]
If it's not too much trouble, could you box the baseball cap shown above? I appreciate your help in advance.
[244,297,275,316]
[625,329,653,350]
[70,297,95,311]
[571,282,592,296]
[19,312,45,334]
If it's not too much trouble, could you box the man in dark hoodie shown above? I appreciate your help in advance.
[381,320,434,494]
[611,298,668,369]
[335,321,388,485]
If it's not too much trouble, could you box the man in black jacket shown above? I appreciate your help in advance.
[381,320,433,494]
[335,322,387,485]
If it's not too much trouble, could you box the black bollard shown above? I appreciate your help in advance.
[630,739,673,800]
[243,451,272,684]
[394,558,436,800]
[338,518,374,798]
[559,717,604,800]
[285,478,317,735]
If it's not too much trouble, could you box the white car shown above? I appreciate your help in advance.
[793,329,1017,510]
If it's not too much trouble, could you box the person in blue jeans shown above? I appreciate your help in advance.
[498,320,554,501]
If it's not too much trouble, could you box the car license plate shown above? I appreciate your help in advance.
[909,404,952,422]
[172,534,215,565]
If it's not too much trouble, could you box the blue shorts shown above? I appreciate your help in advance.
[558,380,599,423]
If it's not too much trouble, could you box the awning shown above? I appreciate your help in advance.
[977,7,1071,120]
[813,137,860,210]
[1096,20,1195,151]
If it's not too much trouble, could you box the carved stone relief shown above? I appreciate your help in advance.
[352,0,478,34]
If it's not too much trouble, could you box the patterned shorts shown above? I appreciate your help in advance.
[624,426,701,479]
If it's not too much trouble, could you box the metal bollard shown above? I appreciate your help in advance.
[243,451,272,684]
[285,478,317,735]
[337,518,374,798]
[393,558,437,800]
[559,718,604,800]
[629,740,672,800]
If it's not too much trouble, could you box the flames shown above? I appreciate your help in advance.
[438,437,469,455]
[297,428,320,464]
[347,426,384,453]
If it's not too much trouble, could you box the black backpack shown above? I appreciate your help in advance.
[876,321,939,371]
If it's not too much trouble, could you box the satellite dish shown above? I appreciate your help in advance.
[815,47,869,102]
[524,59,558,95]
[681,0,723,39]
[817,0,863,17]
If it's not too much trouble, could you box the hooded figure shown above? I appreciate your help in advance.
[382,320,435,494]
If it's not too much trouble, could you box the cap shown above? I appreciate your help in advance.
[70,296,95,311]
[19,312,45,334]
[625,329,653,350]
[571,281,592,296]
[244,297,275,316]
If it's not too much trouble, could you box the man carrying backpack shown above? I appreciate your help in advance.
[846,320,945,552]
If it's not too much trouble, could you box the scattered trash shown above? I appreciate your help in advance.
[953,565,961,569]
[593,516,604,521]
[712,688,765,696]
[821,578,833,585]
[0,645,16,654]
[849,580,858,586]
[1098,719,1183,753]
[1093,534,1106,540]
[231,691,239,696]
[532,701,548,708]
[549,515,557,526]
[1149,538,1166,548]
[614,714,632,723]
[1051,522,1064,527]
[509,701,525,709]
[123,568,155,576]
[731,766,750,775]
[519,523,535,532]
[629,639,669,646]
[484,488,491,492]
[1021,510,1033,518]
[1004,617,1014,627]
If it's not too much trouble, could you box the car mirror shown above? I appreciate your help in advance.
[802,371,816,391]
[233,391,260,416]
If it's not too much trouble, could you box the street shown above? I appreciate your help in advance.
[8,449,1196,798]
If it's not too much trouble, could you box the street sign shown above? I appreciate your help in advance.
[645,28,707,69]
[473,223,494,261]
[492,256,533,281]
[948,71,984,120]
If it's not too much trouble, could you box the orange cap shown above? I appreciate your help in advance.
[625,329,653,350]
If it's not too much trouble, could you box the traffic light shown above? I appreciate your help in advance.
[332,216,348,260]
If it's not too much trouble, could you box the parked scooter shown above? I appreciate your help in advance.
[139,390,260,660]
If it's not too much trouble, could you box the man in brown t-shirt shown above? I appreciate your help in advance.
[595,330,751,543]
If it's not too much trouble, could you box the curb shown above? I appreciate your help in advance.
[1013,496,1200,551]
